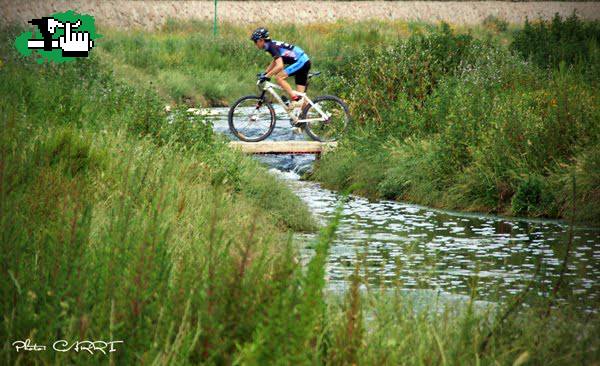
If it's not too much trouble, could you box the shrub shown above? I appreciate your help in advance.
[328,23,478,127]
[160,107,215,149]
[511,13,600,72]
[379,137,447,205]
[551,143,600,224]
[511,175,544,215]
[312,21,600,222]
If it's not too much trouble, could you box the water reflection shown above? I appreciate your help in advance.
[207,107,599,307]
[287,174,599,304]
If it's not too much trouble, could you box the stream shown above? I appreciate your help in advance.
[204,106,599,309]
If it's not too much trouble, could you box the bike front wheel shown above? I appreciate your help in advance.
[300,95,350,142]
[228,96,276,142]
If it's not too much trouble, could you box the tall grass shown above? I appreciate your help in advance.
[2,23,600,364]
[98,18,600,223]
[312,16,600,224]
[512,13,600,78]
[97,20,498,106]
[1,25,317,364]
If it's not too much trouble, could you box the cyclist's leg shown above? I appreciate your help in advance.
[294,60,311,90]
[284,57,309,98]
[294,60,311,107]
[274,72,295,99]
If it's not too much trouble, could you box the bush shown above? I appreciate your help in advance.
[511,175,544,215]
[160,107,215,148]
[511,13,600,73]
[312,22,600,223]
[328,23,478,128]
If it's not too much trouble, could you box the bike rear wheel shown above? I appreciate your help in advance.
[228,96,276,142]
[300,95,349,142]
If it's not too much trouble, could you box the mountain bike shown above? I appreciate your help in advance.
[228,72,350,142]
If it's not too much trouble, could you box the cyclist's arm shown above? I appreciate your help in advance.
[265,59,276,74]
[264,42,281,76]
[266,57,284,77]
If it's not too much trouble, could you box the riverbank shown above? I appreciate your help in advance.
[95,17,600,224]
[0,24,316,363]
[3,1,600,29]
[208,110,599,308]
[2,22,599,364]
[311,15,600,225]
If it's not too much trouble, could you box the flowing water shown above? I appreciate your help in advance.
[207,106,599,308]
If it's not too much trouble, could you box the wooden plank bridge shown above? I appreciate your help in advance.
[229,141,337,155]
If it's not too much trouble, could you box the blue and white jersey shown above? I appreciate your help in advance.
[263,40,309,65]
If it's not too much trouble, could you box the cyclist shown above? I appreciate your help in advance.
[250,27,311,108]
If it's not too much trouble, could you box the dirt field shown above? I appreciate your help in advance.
[1,1,599,29]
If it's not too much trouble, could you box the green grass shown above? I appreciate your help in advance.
[97,19,513,106]
[0,26,322,364]
[2,19,599,365]
[311,16,600,225]
[94,17,598,224]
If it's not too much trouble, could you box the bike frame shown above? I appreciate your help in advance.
[257,80,330,124]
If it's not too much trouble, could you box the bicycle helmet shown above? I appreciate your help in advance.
[250,27,270,42]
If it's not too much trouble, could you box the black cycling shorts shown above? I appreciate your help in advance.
[287,60,311,86]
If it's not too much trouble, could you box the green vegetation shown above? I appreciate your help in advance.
[97,18,599,223]
[512,13,600,73]
[2,17,599,365]
[313,15,600,224]
[98,20,487,106]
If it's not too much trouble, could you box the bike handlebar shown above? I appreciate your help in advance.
[256,73,271,82]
